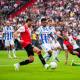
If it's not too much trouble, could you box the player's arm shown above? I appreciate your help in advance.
[13,26,25,42]
[14,26,25,38]
[13,31,20,39]
[54,31,63,39]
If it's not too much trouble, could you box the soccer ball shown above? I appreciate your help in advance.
[50,62,57,69]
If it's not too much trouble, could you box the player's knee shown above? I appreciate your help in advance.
[37,50,41,55]
[48,50,52,57]
[33,47,41,55]
[29,56,34,63]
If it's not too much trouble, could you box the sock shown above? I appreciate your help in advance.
[44,53,52,62]
[38,54,46,65]
[20,60,31,65]
[12,48,16,57]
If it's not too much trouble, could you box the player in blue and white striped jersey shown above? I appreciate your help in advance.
[3,21,16,58]
[47,19,61,62]
[47,19,68,63]
[36,18,53,62]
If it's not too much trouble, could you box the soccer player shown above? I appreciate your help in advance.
[14,18,49,71]
[63,35,80,59]
[47,19,69,64]
[36,18,53,62]
[67,33,80,66]
[3,21,16,58]
[47,19,61,62]
[47,19,68,63]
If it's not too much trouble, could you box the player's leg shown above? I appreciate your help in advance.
[14,44,34,71]
[44,50,52,62]
[74,48,80,58]
[71,60,80,66]
[42,44,52,62]
[5,40,12,58]
[10,40,16,58]
[52,49,60,62]
[63,43,69,64]
[71,49,80,66]
[72,63,80,66]
[52,41,61,62]
[41,43,52,62]
[33,46,49,69]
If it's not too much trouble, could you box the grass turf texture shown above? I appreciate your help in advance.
[0,50,80,80]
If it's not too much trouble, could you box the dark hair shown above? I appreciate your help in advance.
[26,18,32,22]
[41,18,46,22]
[47,19,52,22]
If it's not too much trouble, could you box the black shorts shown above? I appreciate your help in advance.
[71,48,80,55]
[73,48,80,52]
[73,48,80,58]
[24,44,34,57]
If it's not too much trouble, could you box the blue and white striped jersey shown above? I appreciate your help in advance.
[36,26,51,43]
[48,26,57,40]
[48,26,56,34]
[3,26,14,40]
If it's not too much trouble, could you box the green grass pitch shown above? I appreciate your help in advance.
[0,50,80,80]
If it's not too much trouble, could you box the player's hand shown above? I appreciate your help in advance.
[13,34,18,39]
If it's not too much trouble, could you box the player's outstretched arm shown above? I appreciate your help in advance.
[13,31,20,39]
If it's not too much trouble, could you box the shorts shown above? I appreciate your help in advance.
[51,40,61,49]
[41,43,51,53]
[5,40,14,47]
[74,48,80,52]
[63,43,67,50]
[24,44,34,57]
[71,48,80,57]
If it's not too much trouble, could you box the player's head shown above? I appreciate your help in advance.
[47,19,53,26]
[41,18,47,27]
[5,20,11,26]
[63,35,68,40]
[26,18,33,27]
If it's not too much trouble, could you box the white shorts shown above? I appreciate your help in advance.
[63,43,67,50]
[41,43,52,52]
[5,40,14,47]
[51,40,61,49]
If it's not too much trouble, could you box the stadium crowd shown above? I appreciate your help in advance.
[0,0,80,50]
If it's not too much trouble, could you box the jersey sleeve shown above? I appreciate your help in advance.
[36,27,41,34]
[17,26,25,32]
